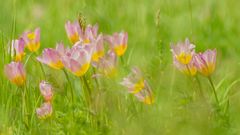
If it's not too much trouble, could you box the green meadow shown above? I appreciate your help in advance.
[1,0,240,134]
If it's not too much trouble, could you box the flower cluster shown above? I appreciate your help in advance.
[171,38,217,77]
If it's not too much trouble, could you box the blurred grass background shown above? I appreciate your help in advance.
[1,0,240,134]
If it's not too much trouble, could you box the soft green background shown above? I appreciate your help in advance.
[1,0,240,134]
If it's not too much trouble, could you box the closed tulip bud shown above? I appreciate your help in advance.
[4,62,26,86]
[36,102,52,119]
[194,49,217,76]
[39,81,53,102]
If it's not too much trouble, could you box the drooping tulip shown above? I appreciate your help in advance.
[194,49,217,76]
[62,42,93,76]
[37,43,67,69]
[170,38,195,65]
[65,20,83,44]
[92,34,104,63]
[120,67,154,104]
[36,102,53,119]
[4,62,26,86]
[105,32,128,56]
[11,38,25,61]
[39,81,53,102]
[22,27,40,52]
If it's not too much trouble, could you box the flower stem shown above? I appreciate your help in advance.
[208,76,219,106]
[63,69,74,104]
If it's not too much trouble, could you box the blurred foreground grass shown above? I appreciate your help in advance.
[1,0,240,134]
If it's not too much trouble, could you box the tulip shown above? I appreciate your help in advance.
[194,49,217,76]
[170,38,195,65]
[39,81,53,102]
[11,38,25,61]
[62,42,93,76]
[120,67,154,104]
[4,62,26,86]
[92,34,104,62]
[105,32,128,56]
[36,102,52,119]
[37,43,66,69]
[65,20,83,44]
[22,28,40,52]
[95,51,117,76]
[173,57,197,76]
[83,24,99,44]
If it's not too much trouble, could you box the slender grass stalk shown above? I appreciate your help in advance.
[208,76,220,106]
[62,69,74,104]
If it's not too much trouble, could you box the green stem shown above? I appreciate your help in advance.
[80,76,91,106]
[63,69,74,104]
[208,76,219,106]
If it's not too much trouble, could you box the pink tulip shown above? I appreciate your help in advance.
[92,34,104,63]
[95,51,117,76]
[170,38,195,65]
[120,67,154,104]
[37,43,67,69]
[65,20,83,44]
[11,38,25,61]
[39,81,53,102]
[194,49,217,76]
[4,62,26,86]
[105,32,128,56]
[36,102,53,119]
[62,42,93,76]
[22,27,40,52]
[83,24,99,43]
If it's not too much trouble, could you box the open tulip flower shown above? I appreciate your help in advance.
[4,62,26,86]
[121,67,154,104]
[65,20,83,44]
[11,38,25,61]
[92,34,104,63]
[170,38,195,65]
[36,102,53,119]
[22,27,40,52]
[194,49,217,76]
[37,43,67,69]
[173,57,197,76]
[40,81,53,102]
[95,51,117,77]
[62,42,93,77]
[105,32,128,56]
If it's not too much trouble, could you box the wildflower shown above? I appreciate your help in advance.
[194,49,217,76]
[105,32,128,56]
[170,38,195,65]
[4,62,26,86]
[83,24,99,44]
[62,42,93,76]
[36,102,53,119]
[11,38,25,61]
[65,20,82,44]
[22,27,40,52]
[92,34,104,63]
[37,43,66,69]
[95,51,117,77]
[173,57,197,76]
[120,67,154,104]
[39,81,53,102]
